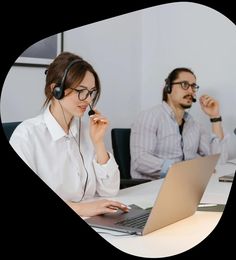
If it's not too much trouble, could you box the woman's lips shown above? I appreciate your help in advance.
[77,105,86,112]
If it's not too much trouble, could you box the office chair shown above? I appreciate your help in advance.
[2,121,21,141]
[111,128,151,189]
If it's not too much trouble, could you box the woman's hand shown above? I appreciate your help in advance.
[68,199,130,217]
[89,109,109,146]
[89,109,110,164]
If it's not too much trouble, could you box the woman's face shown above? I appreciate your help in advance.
[61,70,96,118]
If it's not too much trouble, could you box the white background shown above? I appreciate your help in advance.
[1,2,236,158]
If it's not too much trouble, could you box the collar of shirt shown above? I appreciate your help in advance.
[43,105,79,141]
[162,101,190,122]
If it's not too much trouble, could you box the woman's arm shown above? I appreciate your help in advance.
[66,199,129,217]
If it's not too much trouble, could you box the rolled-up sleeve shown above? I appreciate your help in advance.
[198,123,229,164]
[209,133,229,164]
[93,152,120,197]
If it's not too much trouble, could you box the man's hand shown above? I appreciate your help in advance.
[199,94,220,118]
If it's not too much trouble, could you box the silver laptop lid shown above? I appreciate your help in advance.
[143,154,220,235]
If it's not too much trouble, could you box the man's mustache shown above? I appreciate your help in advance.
[183,95,194,100]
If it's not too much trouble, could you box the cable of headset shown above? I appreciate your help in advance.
[59,101,89,202]
[179,119,185,161]
[76,117,89,201]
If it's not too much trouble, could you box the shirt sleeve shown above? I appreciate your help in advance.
[198,123,229,164]
[9,127,36,172]
[160,159,175,177]
[209,133,229,164]
[92,152,120,197]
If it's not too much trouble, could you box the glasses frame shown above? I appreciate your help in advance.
[171,81,199,92]
[69,87,98,101]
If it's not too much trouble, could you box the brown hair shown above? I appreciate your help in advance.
[162,67,196,102]
[43,52,101,107]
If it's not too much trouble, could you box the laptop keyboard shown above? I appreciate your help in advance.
[115,211,150,229]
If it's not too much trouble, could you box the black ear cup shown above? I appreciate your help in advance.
[165,78,172,94]
[53,84,64,100]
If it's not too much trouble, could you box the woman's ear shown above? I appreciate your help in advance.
[50,83,56,92]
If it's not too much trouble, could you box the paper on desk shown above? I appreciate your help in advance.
[197,203,225,212]
[93,227,135,237]
[228,158,236,164]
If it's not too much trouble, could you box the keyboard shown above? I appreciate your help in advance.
[115,210,151,229]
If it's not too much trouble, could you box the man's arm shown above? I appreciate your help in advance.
[130,110,172,179]
[199,94,224,139]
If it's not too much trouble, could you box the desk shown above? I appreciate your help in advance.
[91,161,235,258]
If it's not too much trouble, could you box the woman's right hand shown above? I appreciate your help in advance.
[67,199,129,217]
[89,109,109,146]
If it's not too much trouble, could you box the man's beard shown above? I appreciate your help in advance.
[180,103,192,109]
[180,95,193,109]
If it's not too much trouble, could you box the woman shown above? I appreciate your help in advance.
[10,52,128,217]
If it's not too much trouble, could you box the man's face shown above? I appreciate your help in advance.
[169,71,197,109]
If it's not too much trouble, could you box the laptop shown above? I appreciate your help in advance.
[85,154,220,235]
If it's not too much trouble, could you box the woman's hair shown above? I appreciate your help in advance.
[162,67,196,102]
[43,52,101,107]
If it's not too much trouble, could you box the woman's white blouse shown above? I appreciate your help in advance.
[10,106,120,202]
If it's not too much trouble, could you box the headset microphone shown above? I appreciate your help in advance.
[192,96,197,103]
[88,105,95,116]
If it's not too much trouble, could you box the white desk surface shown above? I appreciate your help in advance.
[90,161,235,258]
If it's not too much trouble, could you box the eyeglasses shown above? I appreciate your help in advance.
[69,87,98,101]
[172,81,200,92]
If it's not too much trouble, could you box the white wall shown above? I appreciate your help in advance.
[63,12,142,149]
[1,66,46,122]
[1,2,236,158]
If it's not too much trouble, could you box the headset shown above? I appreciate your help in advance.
[164,77,172,94]
[53,59,82,100]
[53,58,96,115]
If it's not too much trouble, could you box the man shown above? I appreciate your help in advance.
[130,67,228,180]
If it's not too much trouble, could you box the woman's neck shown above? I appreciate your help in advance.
[49,102,72,134]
